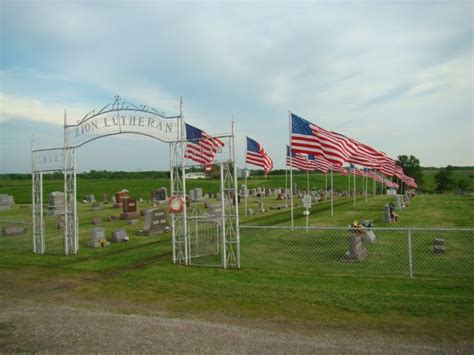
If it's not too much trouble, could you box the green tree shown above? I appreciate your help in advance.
[396,155,424,188]
[456,179,469,192]
[434,165,456,193]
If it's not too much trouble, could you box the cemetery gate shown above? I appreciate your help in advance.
[31,96,240,269]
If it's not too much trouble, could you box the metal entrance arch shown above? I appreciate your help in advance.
[31,95,240,268]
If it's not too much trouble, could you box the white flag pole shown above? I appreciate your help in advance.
[244,136,248,216]
[285,151,288,207]
[353,167,356,208]
[289,111,294,228]
[330,168,334,217]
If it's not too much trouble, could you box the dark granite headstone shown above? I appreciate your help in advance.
[120,197,140,220]
[114,190,129,208]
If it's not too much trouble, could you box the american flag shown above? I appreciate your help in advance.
[286,146,314,171]
[348,139,386,169]
[246,137,273,175]
[184,123,224,166]
[291,113,357,166]
[380,156,397,176]
[349,164,367,177]
[307,154,331,173]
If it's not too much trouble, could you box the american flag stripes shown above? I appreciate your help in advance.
[307,154,332,173]
[348,139,386,169]
[246,137,273,174]
[291,113,357,166]
[286,146,314,171]
[184,123,224,166]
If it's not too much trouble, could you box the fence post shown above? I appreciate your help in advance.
[408,228,413,278]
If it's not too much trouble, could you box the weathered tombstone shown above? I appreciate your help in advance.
[256,200,265,213]
[363,229,376,243]
[47,192,65,216]
[246,208,254,216]
[250,188,257,197]
[344,227,368,261]
[114,190,129,208]
[383,205,392,223]
[0,194,14,211]
[89,228,108,248]
[264,188,271,197]
[120,197,140,220]
[101,192,110,203]
[208,204,223,218]
[433,238,446,254]
[111,229,129,243]
[142,208,169,236]
[395,195,403,210]
[190,188,203,202]
[2,225,27,236]
[84,194,96,203]
[92,217,103,225]
[256,187,263,197]
[240,185,248,198]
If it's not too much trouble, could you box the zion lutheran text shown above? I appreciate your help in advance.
[74,116,176,137]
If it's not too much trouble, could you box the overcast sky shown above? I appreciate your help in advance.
[1,0,473,173]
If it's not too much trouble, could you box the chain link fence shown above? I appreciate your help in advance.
[240,225,474,279]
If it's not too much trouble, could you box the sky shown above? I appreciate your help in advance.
[1,0,473,173]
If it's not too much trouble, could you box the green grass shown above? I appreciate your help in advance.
[0,184,473,342]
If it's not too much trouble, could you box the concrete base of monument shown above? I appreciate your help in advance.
[120,212,141,220]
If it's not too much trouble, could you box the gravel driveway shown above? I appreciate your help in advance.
[1,297,472,354]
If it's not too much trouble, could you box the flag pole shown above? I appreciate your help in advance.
[330,168,334,217]
[348,166,350,198]
[244,136,248,216]
[306,170,309,194]
[285,152,288,207]
[365,169,368,202]
[289,111,294,228]
[373,170,376,196]
[353,167,356,207]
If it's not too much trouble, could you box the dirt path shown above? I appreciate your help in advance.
[1,296,472,354]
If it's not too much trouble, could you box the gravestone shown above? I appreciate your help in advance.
[395,195,403,210]
[120,197,140,220]
[84,194,96,203]
[0,194,14,211]
[383,205,392,223]
[92,217,103,225]
[111,229,129,243]
[256,187,263,197]
[256,200,265,213]
[240,185,248,198]
[190,188,203,202]
[142,208,169,236]
[47,192,65,216]
[151,187,167,202]
[101,192,110,203]
[2,225,27,236]
[433,238,446,254]
[114,190,129,208]
[246,208,254,216]
[208,204,223,218]
[264,188,271,197]
[89,228,108,248]
[363,229,376,243]
[344,228,368,261]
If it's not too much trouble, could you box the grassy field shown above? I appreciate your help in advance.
[0,178,473,344]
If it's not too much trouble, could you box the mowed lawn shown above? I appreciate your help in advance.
[0,184,473,343]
